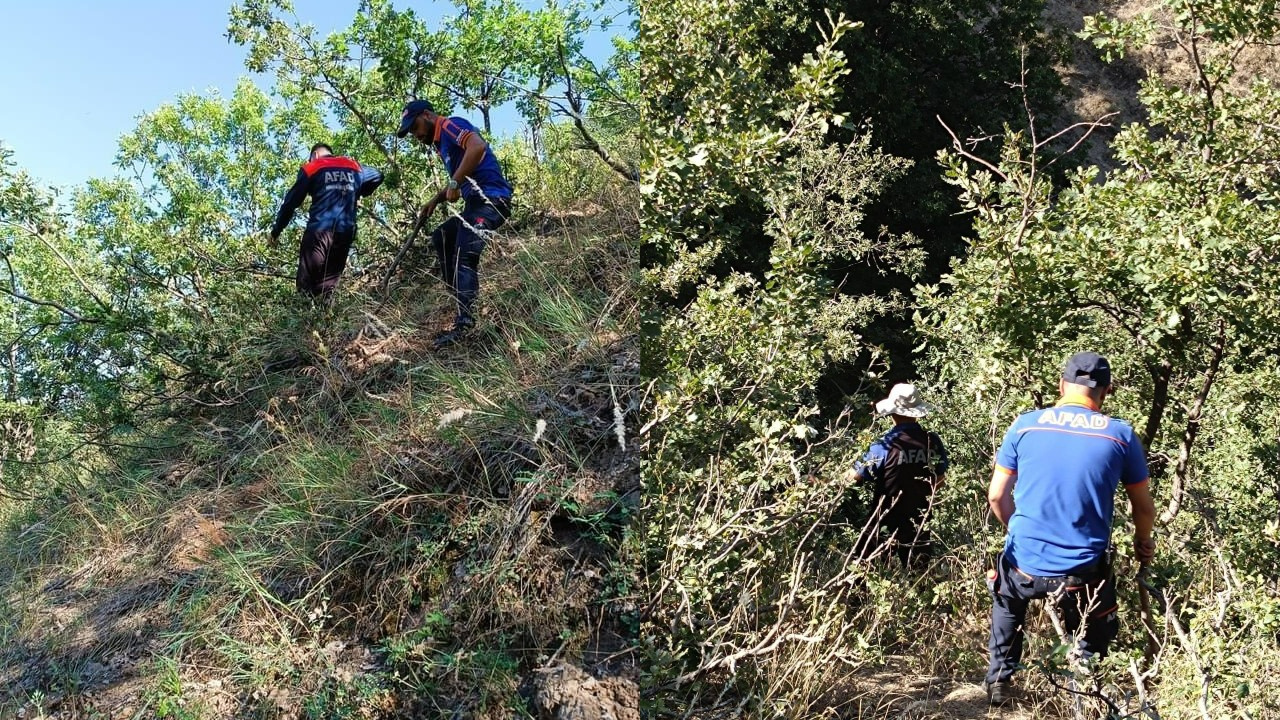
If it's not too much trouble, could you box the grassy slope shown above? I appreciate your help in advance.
[0,191,639,718]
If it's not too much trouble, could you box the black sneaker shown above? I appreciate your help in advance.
[432,319,474,350]
[983,680,1012,706]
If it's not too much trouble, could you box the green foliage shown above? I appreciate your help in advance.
[642,2,930,713]
[762,0,1067,380]
[0,85,341,505]
[438,0,589,132]
[918,0,1280,713]
[810,0,1062,250]
[228,0,637,198]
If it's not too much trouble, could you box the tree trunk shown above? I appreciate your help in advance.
[1161,322,1227,524]
[480,89,492,135]
[1142,357,1172,448]
[1142,310,1194,479]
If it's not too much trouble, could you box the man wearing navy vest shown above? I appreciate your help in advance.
[852,383,949,567]
[270,143,383,299]
[396,99,514,349]
[984,352,1157,706]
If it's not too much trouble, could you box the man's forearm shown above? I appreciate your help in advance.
[989,495,1015,527]
[1132,498,1155,539]
[988,468,1017,527]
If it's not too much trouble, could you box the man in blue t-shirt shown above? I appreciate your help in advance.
[270,143,383,299]
[396,99,514,349]
[983,351,1156,706]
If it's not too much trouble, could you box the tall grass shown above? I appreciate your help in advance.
[0,156,638,717]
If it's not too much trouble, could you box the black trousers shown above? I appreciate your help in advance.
[297,227,355,297]
[431,196,510,323]
[856,511,933,568]
[986,551,1119,684]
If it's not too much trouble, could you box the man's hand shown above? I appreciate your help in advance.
[267,231,280,250]
[844,467,862,486]
[1134,535,1155,564]
[445,186,461,203]
[417,198,440,228]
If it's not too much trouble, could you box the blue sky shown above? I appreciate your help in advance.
[0,0,627,189]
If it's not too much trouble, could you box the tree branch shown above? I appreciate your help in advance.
[557,41,638,183]
[1161,319,1227,524]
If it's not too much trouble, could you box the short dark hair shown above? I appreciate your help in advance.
[309,143,334,160]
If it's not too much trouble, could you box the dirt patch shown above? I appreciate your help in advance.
[161,507,231,573]
[1042,0,1152,168]
[528,664,639,720]
[1043,0,1280,168]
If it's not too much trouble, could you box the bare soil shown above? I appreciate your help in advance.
[833,669,1038,720]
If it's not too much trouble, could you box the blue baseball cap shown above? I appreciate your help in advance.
[396,99,435,137]
[1062,351,1111,388]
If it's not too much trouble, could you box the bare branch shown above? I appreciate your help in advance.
[557,40,638,183]
[937,115,1010,182]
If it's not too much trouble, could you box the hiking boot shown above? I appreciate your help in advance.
[432,318,475,350]
[983,680,1012,706]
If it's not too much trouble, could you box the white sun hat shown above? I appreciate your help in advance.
[874,383,931,418]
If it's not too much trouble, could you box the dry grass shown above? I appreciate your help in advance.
[1043,0,1280,168]
[0,191,639,718]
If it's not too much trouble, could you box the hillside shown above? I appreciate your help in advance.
[1045,0,1280,166]
[0,194,639,718]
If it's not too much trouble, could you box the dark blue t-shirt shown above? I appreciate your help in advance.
[271,156,383,237]
[996,400,1149,575]
[433,116,512,201]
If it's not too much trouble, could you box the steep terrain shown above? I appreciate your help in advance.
[0,196,639,718]
[1045,0,1280,166]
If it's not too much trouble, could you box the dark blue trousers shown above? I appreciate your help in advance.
[986,551,1119,684]
[431,196,510,324]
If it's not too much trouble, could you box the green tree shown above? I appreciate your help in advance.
[642,2,924,713]
[918,0,1280,712]
[437,0,587,134]
[0,83,328,494]
[228,0,637,196]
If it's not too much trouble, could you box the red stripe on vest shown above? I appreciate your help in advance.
[302,156,361,176]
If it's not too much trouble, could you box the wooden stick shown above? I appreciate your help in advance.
[380,216,426,297]
[1138,562,1158,668]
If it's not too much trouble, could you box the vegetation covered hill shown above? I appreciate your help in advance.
[0,189,638,718]
[0,2,639,718]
